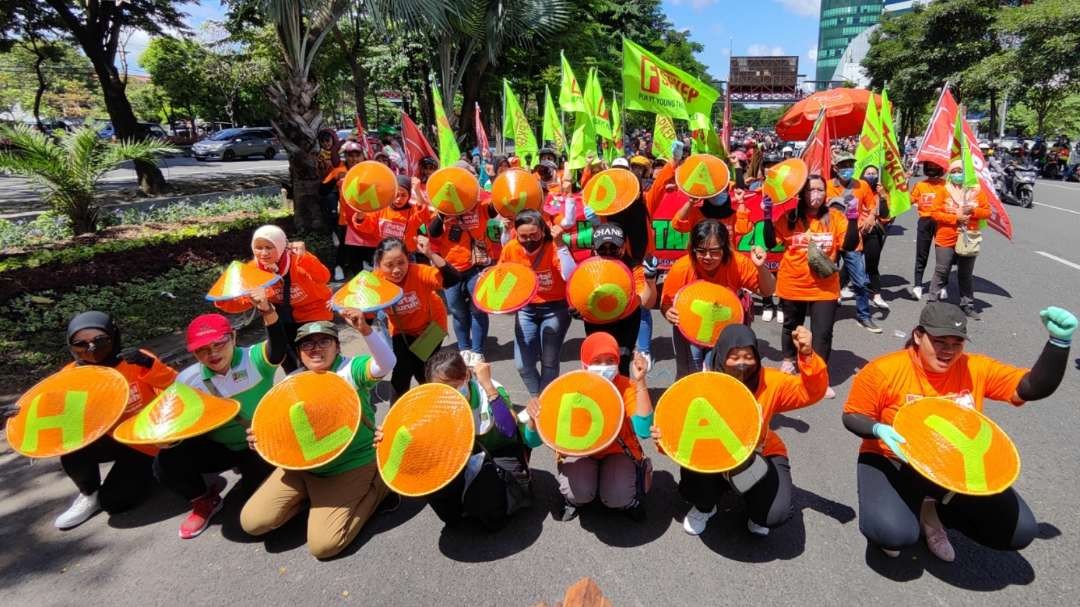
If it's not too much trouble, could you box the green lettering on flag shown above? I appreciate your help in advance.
[652,114,676,159]
[289,401,354,462]
[924,414,993,493]
[622,38,718,129]
[881,87,911,217]
[503,80,539,164]
[21,391,87,453]
[555,392,604,451]
[676,397,750,464]
[584,68,612,140]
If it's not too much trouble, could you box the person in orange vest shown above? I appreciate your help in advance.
[908,161,947,300]
[842,302,1075,561]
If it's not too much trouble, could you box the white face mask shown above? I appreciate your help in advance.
[587,364,618,381]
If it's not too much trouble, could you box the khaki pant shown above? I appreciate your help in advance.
[240,462,389,559]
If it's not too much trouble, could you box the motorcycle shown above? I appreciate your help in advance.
[993,161,1035,209]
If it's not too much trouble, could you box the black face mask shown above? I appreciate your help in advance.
[521,239,544,252]
[864,176,879,189]
[925,168,943,179]
[727,362,755,384]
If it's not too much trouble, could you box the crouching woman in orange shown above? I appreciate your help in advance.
[656,323,827,537]
[842,302,1075,562]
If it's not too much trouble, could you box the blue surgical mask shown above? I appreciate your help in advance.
[586,364,618,381]
[838,168,855,181]
[706,192,730,207]
[948,173,965,185]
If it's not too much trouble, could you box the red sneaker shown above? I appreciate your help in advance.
[179,480,225,539]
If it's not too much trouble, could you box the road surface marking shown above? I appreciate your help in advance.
[1036,181,1080,191]
[1033,202,1080,216]
[1036,251,1080,271]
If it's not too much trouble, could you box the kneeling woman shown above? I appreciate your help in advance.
[241,311,396,559]
[415,350,540,531]
[843,302,1074,561]
[658,323,827,536]
[537,332,654,522]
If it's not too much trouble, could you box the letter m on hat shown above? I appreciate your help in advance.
[640,56,660,94]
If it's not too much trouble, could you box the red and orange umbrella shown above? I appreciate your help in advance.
[775,88,883,141]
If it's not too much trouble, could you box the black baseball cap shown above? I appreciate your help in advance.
[592,223,625,250]
[918,302,969,339]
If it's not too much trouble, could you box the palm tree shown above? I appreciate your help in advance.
[0,125,176,234]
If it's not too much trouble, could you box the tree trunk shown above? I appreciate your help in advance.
[268,72,326,233]
[32,51,47,131]
[458,57,489,145]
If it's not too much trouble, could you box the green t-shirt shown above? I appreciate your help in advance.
[309,354,379,477]
[465,380,538,453]
[176,342,278,451]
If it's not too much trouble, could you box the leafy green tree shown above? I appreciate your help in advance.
[0,125,176,233]
[140,37,211,132]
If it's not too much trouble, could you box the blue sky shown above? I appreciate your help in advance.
[127,1,822,81]
[662,0,820,80]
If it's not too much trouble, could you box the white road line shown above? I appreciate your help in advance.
[1037,181,1080,191]
[1033,202,1080,216]
[1035,251,1080,270]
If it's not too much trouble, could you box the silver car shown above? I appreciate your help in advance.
[192,128,278,161]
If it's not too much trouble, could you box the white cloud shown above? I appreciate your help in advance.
[774,0,820,17]
[807,47,817,61]
[747,44,786,56]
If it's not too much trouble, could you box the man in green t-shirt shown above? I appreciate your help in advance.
[240,311,397,559]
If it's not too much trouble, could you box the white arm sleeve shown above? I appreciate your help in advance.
[364,330,397,379]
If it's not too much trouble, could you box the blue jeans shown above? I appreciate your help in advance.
[514,301,571,396]
[444,266,489,354]
[636,308,654,355]
[672,330,707,377]
[840,250,871,322]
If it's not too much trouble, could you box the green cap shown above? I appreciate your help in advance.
[294,321,338,343]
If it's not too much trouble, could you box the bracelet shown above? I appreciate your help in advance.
[1049,336,1072,348]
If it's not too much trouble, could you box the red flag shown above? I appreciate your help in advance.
[721,85,732,155]
[355,114,375,160]
[475,103,490,159]
[801,107,832,179]
[401,111,438,178]
[915,88,1012,240]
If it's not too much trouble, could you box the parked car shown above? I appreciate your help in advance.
[97,121,169,141]
[191,127,278,161]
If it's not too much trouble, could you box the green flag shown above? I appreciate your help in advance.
[621,37,719,130]
[880,87,911,217]
[431,85,460,168]
[503,79,539,165]
[583,68,612,139]
[953,108,978,188]
[691,126,722,156]
[559,51,586,113]
[853,91,883,178]
[652,114,676,160]
[605,95,623,164]
[543,85,568,155]
[567,111,595,170]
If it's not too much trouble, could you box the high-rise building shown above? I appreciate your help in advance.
[882,0,934,15]
[815,1,883,85]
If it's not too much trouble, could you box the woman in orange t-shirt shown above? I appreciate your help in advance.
[34,312,177,530]
[927,160,992,320]
[764,175,858,389]
[653,323,827,536]
[842,302,1075,562]
[350,175,431,255]
[497,209,578,397]
[373,236,461,402]
[662,219,775,377]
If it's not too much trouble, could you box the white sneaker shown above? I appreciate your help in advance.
[55,491,102,530]
[470,351,485,366]
[333,266,345,281]
[939,288,947,300]
[871,294,890,309]
[825,387,837,399]
[460,350,476,367]
[775,309,784,324]
[912,286,923,301]
[762,307,774,323]
[682,506,717,536]
[881,547,901,558]
[747,519,770,537]
[840,287,855,300]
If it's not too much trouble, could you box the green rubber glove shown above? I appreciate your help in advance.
[1040,306,1077,346]
[872,423,908,463]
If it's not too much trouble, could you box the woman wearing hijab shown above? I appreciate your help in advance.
[927,160,992,320]
[50,312,177,529]
[653,323,826,536]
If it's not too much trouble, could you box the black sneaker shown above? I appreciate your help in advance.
[858,318,883,334]
[962,306,981,321]
[624,501,647,522]
[377,492,401,515]
[556,500,579,522]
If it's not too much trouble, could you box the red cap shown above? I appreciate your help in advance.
[580,332,619,365]
[186,314,232,352]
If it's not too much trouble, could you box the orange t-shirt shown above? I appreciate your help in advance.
[931,187,991,247]
[377,263,448,336]
[427,214,477,272]
[772,209,849,302]
[754,352,829,458]
[592,375,645,460]
[910,179,947,219]
[352,203,432,252]
[843,348,1027,459]
[660,252,760,311]
[215,252,333,323]
[498,240,567,304]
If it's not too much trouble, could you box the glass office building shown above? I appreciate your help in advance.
[815,1,883,85]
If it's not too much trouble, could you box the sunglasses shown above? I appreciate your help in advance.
[70,335,112,352]
[194,335,232,357]
[299,336,336,353]
[693,247,725,259]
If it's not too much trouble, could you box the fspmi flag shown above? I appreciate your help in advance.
[622,37,719,129]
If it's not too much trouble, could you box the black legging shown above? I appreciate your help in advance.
[856,452,1036,551]
[390,333,443,403]
[678,455,792,528]
[154,435,272,501]
[913,216,936,287]
[60,435,154,513]
[779,299,838,362]
[862,226,887,295]
[428,454,526,531]
[584,306,642,376]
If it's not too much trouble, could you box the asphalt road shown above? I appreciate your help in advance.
[0,156,289,214]
[1,181,1078,606]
